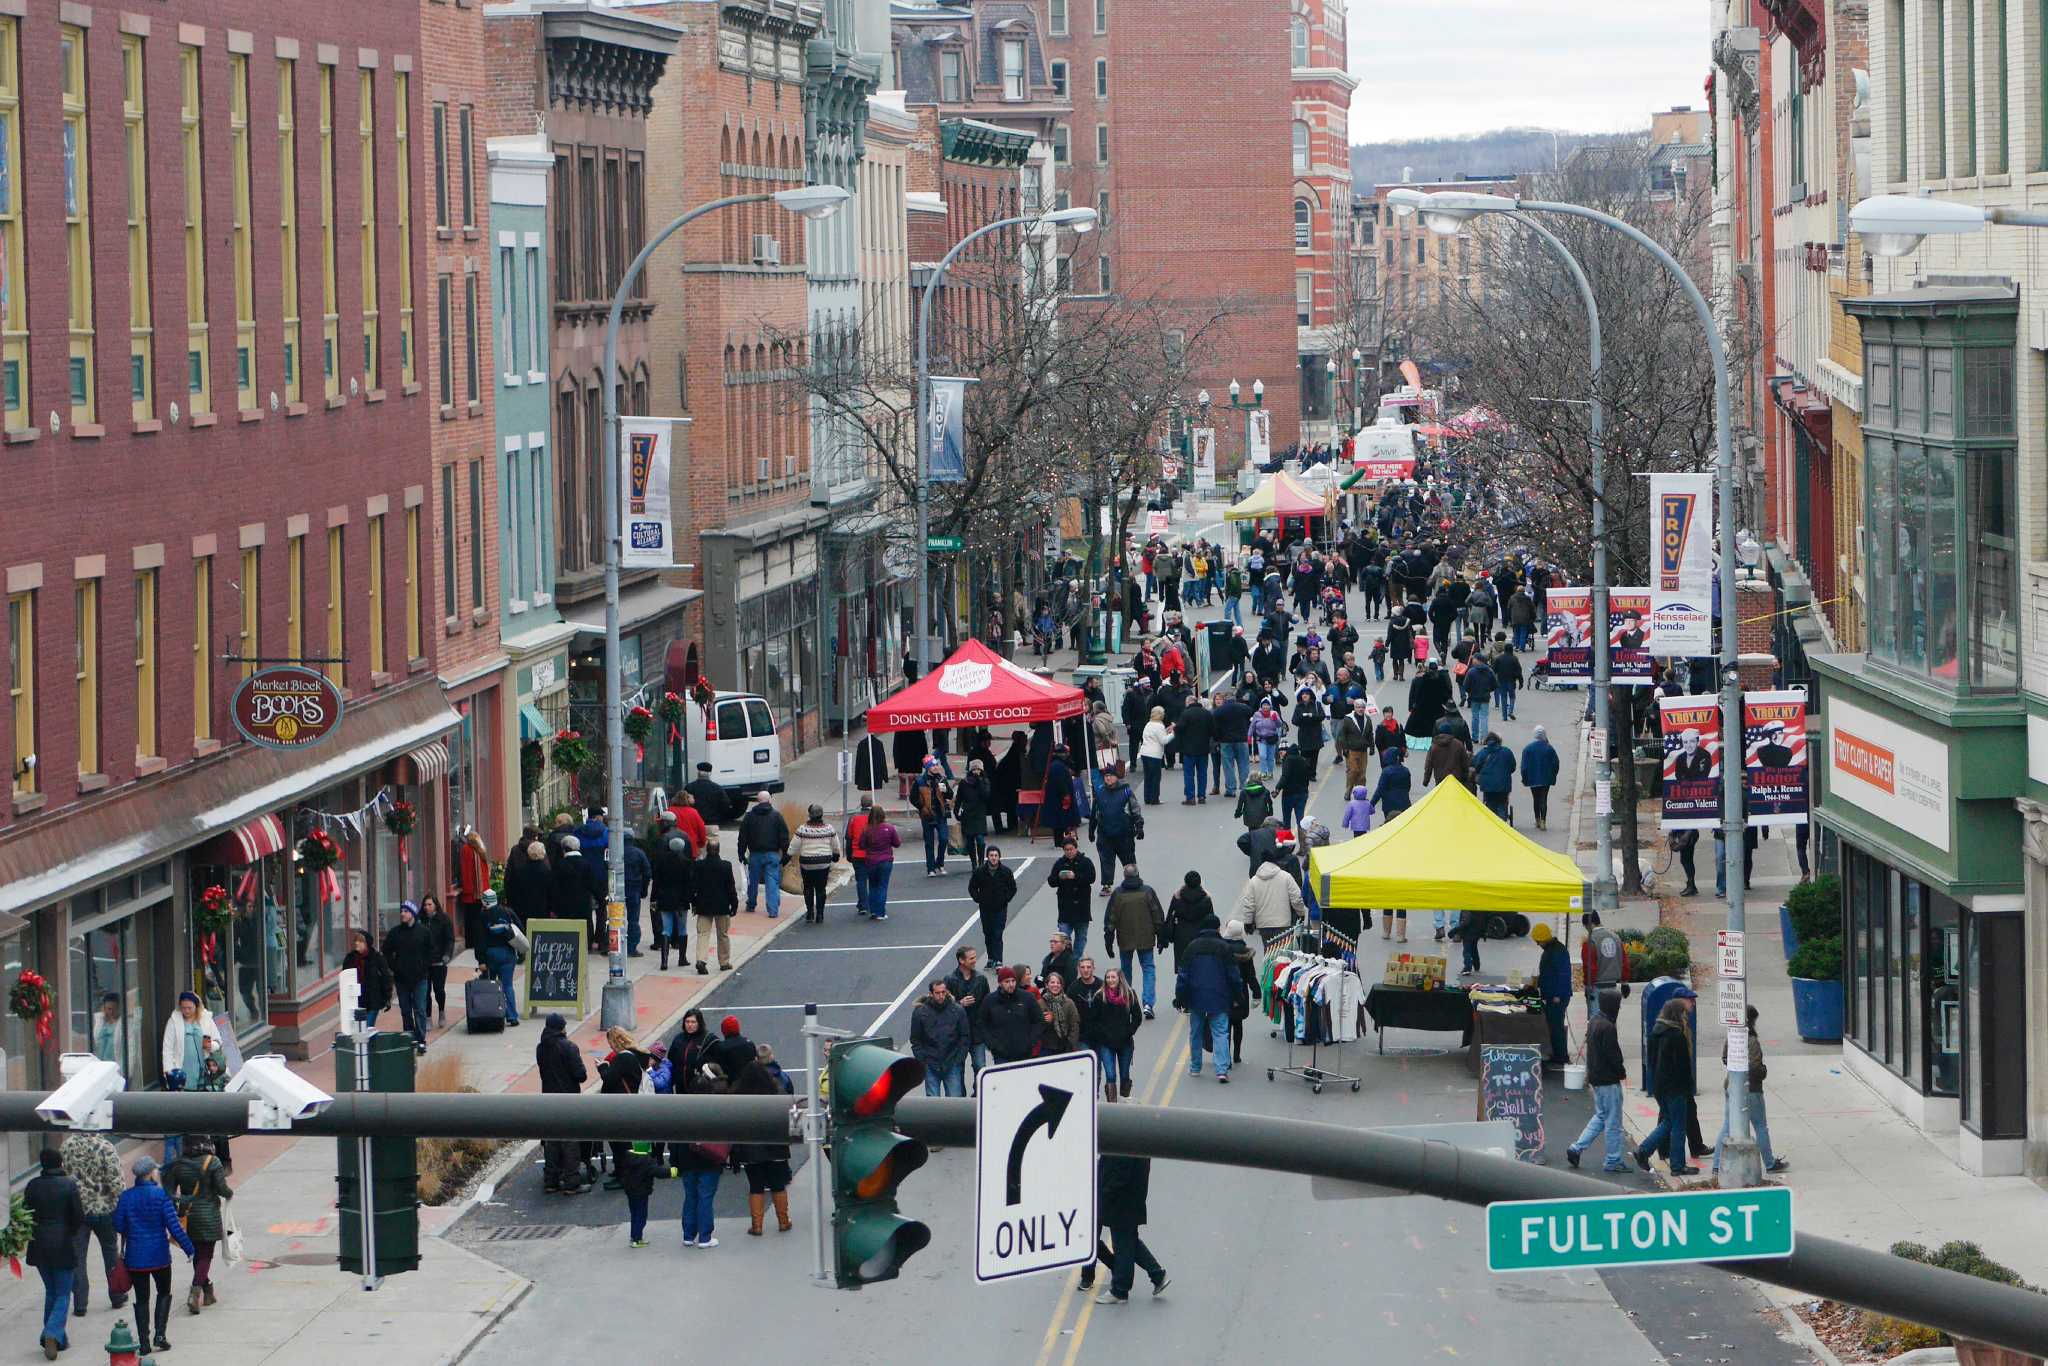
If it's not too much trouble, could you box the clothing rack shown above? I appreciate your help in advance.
[1260,921,1363,1095]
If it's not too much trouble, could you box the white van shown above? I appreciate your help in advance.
[688,691,785,796]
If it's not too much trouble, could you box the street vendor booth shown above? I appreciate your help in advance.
[865,640,1090,836]
[1226,471,1331,544]
[1309,778,1588,1060]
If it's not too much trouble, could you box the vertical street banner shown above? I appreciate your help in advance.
[1650,473,1714,655]
[1192,428,1217,491]
[620,416,678,569]
[1543,587,1592,683]
[1743,689,1809,826]
[1609,588,1653,686]
[1247,408,1272,466]
[1658,695,1723,829]
[928,377,970,483]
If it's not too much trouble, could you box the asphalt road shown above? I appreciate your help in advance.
[454,585,1815,1364]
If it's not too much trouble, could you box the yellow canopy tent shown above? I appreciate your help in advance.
[1309,776,1589,915]
[1224,471,1329,521]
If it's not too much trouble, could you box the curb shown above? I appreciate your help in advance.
[1774,1302,1849,1366]
[446,1273,536,1366]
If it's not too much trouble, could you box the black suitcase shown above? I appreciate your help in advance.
[465,976,507,1033]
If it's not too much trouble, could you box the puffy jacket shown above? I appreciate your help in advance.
[1091,783,1138,840]
[166,1152,232,1244]
[737,802,790,855]
[1536,941,1573,999]
[1234,862,1306,932]
[1234,781,1274,829]
[1472,740,1517,795]
[1520,738,1561,788]
[382,917,435,985]
[23,1170,84,1270]
[1082,988,1143,1048]
[535,1014,588,1094]
[1174,929,1239,1016]
[1422,734,1473,790]
[979,987,1042,1063]
[1464,661,1498,699]
[1105,877,1166,954]
[910,995,972,1072]
[113,1180,193,1271]
[479,905,521,972]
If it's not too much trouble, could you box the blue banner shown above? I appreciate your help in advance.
[927,377,968,483]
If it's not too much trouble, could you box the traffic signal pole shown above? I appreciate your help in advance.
[14,1092,2046,1358]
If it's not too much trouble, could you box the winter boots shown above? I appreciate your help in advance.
[1380,915,1393,939]
[1396,921,1409,942]
[1105,1080,1118,1104]
[773,1190,792,1232]
[748,1194,766,1236]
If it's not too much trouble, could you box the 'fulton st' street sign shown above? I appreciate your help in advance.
[1487,1187,1794,1272]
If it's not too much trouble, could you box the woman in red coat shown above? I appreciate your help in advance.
[456,828,492,955]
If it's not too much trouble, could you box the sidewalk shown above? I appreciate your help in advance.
[1583,786,2048,1297]
[0,737,869,1362]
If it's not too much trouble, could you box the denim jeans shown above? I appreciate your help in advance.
[1189,1010,1231,1077]
[1096,1043,1134,1088]
[680,1169,721,1243]
[1120,948,1156,1009]
[1571,1082,1628,1169]
[852,861,873,915]
[1469,702,1491,743]
[493,961,521,1022]
[1372,658,1385,681]
[867,862,895,918]
[1638,1094,1691,1170]
[1714,1077,1778,1169]
[1107,1223,1164,1298]
[69,1213,117,1312]
[627,1190,650,1242]
[1256,739,1278,772]
[398,977,431,1046]
[1225,597,1244,626]
[1181,757,1209,801]
[923,1061,967,1097]
[1251,586,1266,615]
[1281,788,1308,829]
[746,851,783,915]
[1220,742,1250,793]
[1433,910,1447,934]
[1059,922,1090,962]
[923,820,948,873]
[1495,682,1517,720]
[1512,623,1531,650]
[624,895,643,953]
[37,1265,72,1349]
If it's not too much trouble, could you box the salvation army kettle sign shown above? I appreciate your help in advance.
[231,666,346,751]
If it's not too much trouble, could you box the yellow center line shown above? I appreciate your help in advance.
[1059,1296,1100,1366]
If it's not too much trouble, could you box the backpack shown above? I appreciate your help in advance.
[1589,925,1627,986]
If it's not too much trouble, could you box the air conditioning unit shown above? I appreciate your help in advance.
[751,234,781,266]
[756,456,772,482]
[784,454,798,477]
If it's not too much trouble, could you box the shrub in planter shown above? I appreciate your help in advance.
[1788,935,1841,982]
[1788,935,1845,1042]
[1856,1241,2041,1363]
[1636,925,1692,981]
[1784,874,1840,958]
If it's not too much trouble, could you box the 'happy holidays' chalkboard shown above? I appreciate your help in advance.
[523,918,588,1018]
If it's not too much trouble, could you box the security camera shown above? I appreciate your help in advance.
[227,1054,335,1130]
[36,1054,124,1131]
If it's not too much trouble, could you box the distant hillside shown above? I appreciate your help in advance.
[1350,127,1642,189]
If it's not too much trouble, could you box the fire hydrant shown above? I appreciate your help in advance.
[104,1317,155,1366]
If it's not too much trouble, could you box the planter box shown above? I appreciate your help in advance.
[1780,901,1799,958]
[1956,1340,2045,1366]
[1790,975,1844,1042]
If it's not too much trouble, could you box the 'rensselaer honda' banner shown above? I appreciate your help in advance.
[1650,472,1714,656]
[1658,694,1722,829]
[1742,689,1809,826]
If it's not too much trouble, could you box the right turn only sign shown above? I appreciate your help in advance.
[974,1052,1099,1283]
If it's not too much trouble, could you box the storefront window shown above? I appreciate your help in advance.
[295,779,370,986]
[449,705,476,838]
[189,848,284,1040]
[1927,894,1960,1098]
[1963,913,2025,1139]
[69,921,145,1080]
[1900,879,1921,1082]
[1963,445,2017,688]
[1850,850,1874,1049]
[1,926,51,1179]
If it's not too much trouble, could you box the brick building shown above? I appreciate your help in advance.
[424,0,514,859]
[1289,0,1357,445]
[0,4,453,1088]
[482,2,684,775]
[1367,174,1520,381]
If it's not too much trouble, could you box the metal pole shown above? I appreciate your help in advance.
[914,212,1040,679]
[601,192,772,1030]
[802,1004,830,1286]
[1513,197,1755,1185]
[351,1030,378,1291]
[20,1091,2046,1358]
[1509,214,1615,914]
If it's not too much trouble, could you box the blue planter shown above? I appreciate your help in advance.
[1780,902,1800,959]
[1790,976,1844,1042]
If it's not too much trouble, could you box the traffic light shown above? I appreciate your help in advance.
[827,1037,930,1288]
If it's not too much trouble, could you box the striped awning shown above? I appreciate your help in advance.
[197,814,289,868]
[403,741,451,786]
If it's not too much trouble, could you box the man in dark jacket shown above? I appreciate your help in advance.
[1422,724,1473,792]
[536,1014,590,1192]
[1163,873,1216,966]
[505,837,552,924]
[651,835,692,968]
[979,967,1042,1063]
[1532,923,1573,1068]
[1089,771,1140,895]
[1335,697,1376,794]
[382,902,435,1053]
[1565,988,1630,1168]
[910,981,971,1096]
[1472,733,1517,821]
[1046,838,1098,959]
[685,762,732,826]
[549,836,597,931]
[711,1013,756,1082]
[1174,698,1214,804]
[26,1147,85,1355]
[622,838,652,957]
[1275,741,1315,830]
[943,946,994,1081]
[968,846,1019,968]
[1520,725,1561,829]
[1175,923,1239,1082]
[690,839,739,974]
[1237,814,1283,877]
[736,792,791,918]
[1089,1154,1168,1304]
[1211,691,1253,796]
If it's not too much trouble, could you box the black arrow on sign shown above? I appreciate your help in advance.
[1005,1084,1075,1207]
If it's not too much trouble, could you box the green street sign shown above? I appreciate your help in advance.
[1487,1187,1794,1272]
[926,536,964,553]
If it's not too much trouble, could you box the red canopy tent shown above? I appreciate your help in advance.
[865,639,1087,734]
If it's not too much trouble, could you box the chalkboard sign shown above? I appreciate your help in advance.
[523,917,588,1018]
[1477,1043,1545,1163]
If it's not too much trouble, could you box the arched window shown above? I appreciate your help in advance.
[1290,17,1309,67]
[1292,120,1310,174]
[1294,198,1313,249]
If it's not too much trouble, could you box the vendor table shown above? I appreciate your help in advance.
[1466,1007,1550,1074]
[1363,984,1472,1053]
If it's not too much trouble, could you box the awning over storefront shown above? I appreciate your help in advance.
[0,678,461,918]
[196,814,289,868]
[558,579,705,641]
[403,741,452,786]
[520,703,551,741]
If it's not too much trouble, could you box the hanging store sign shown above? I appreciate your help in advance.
[231,666,346,751]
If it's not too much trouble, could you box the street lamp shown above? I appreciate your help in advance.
[913,206,1097,678]
[1349,346,1365,430]
[1392,184,1757,1186]
[598,183,850,1029]
[1849,191,2048,257]
[1224,378,1265,473]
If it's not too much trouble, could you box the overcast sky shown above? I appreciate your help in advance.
[1346,2,1712,143]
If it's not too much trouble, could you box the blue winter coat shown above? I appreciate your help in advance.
[1520,737,1561,788]
[624,841,652,904]
[1472,741,1517,795]
[113,1180,194,1270]
[1537,941,1573,999]
[1094,782,1138,839]
[1174,930,1239,1016]
[1370,760,1412,814]
[479,906,520,972]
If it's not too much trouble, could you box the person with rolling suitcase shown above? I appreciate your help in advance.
[471,893,522,1030]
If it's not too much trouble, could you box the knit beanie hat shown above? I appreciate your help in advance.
[1183,871,1202,888]
[720,1015,741,1037]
